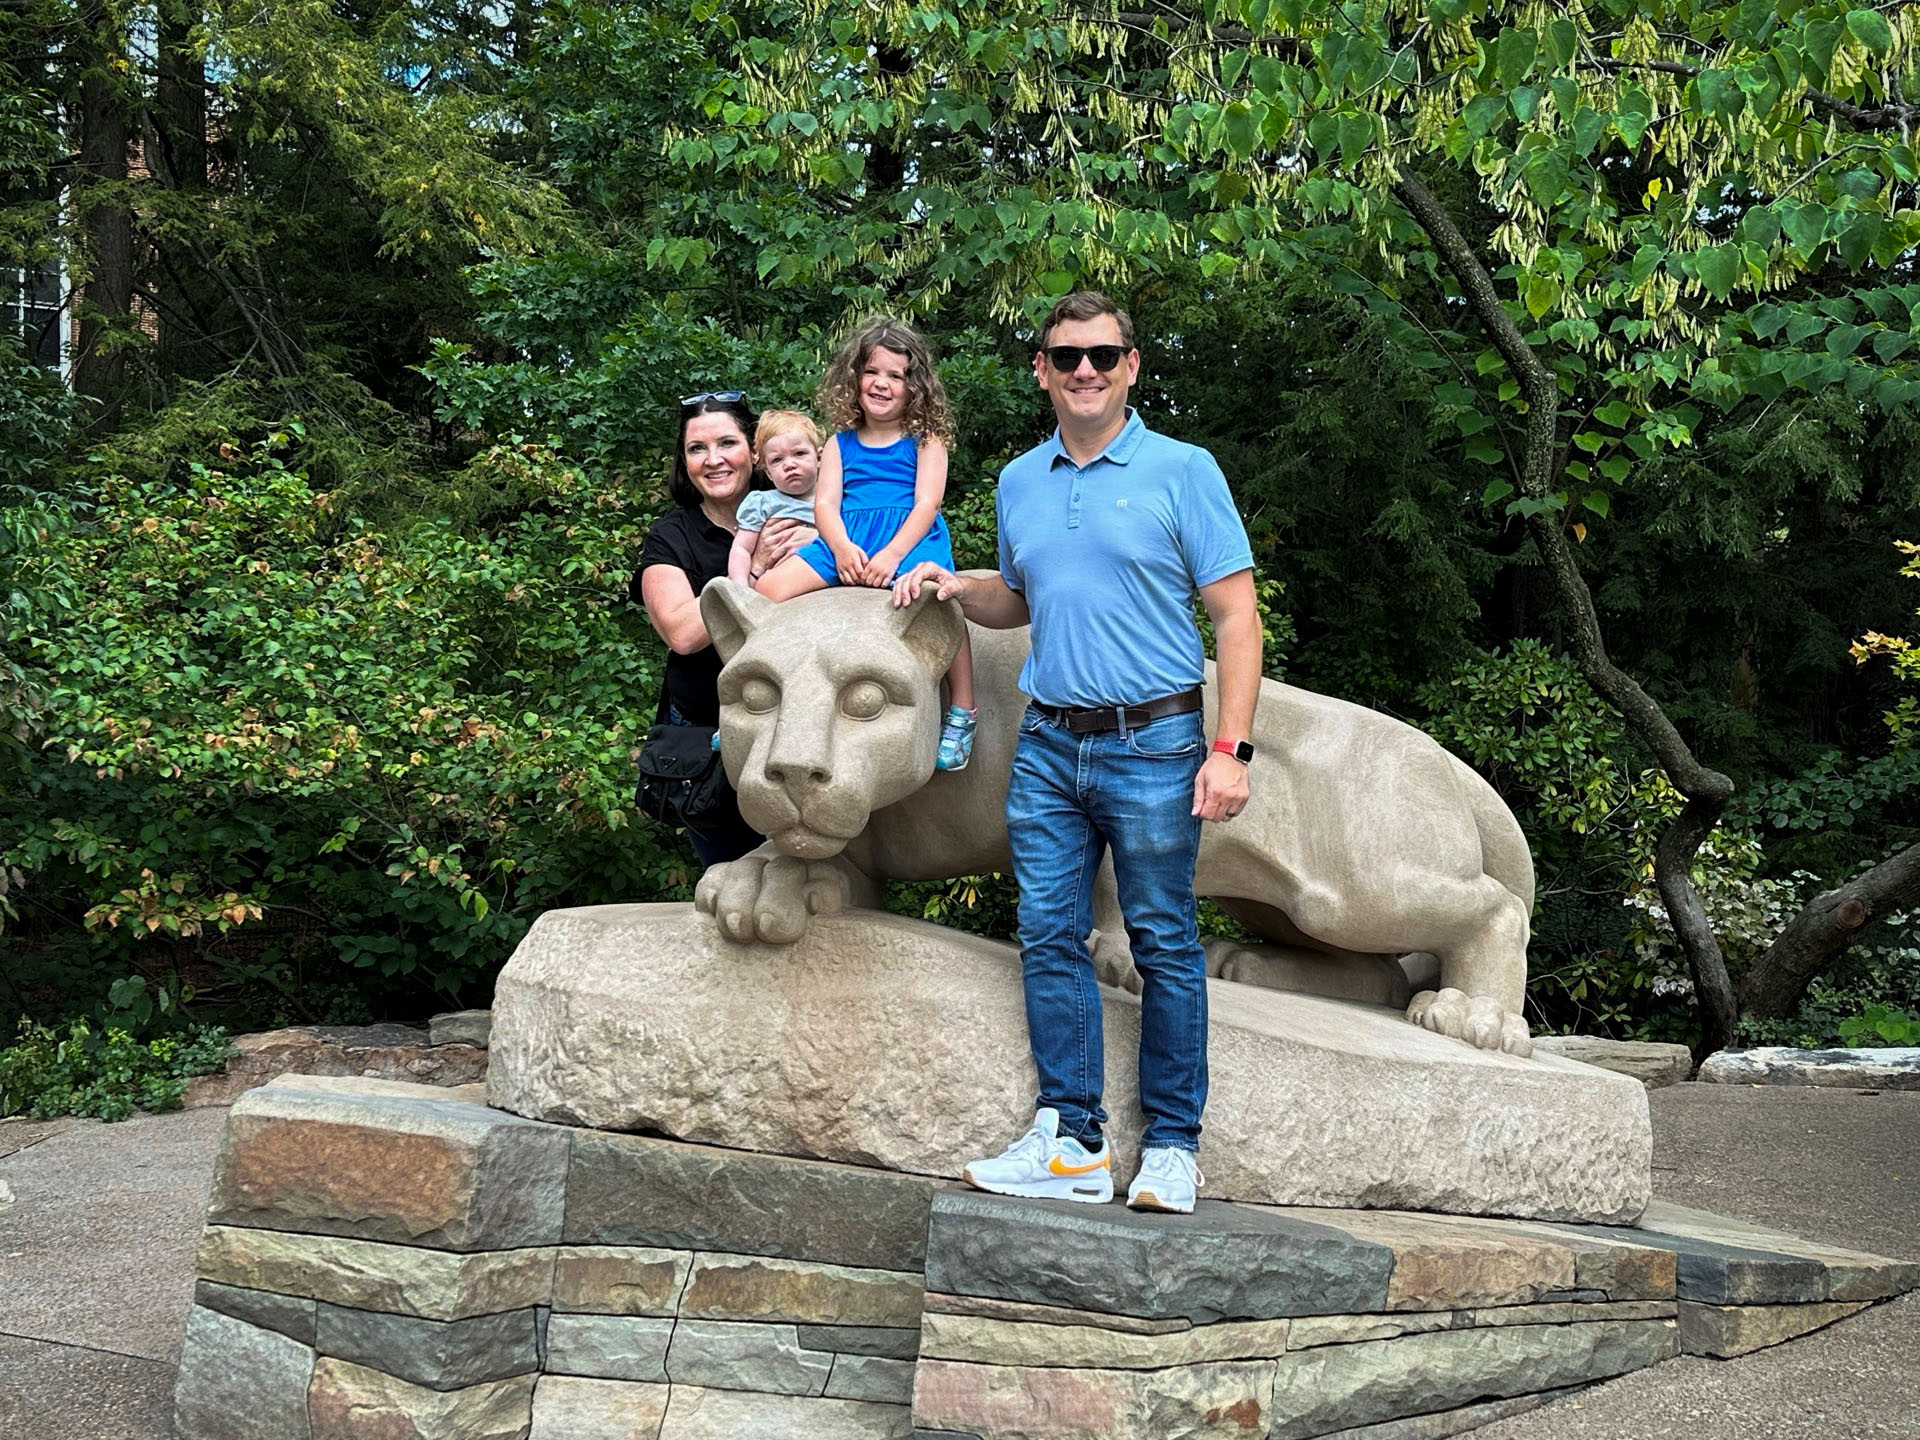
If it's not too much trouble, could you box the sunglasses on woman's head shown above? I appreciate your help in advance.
[680,390,746,408]
[1042,345,1129,373]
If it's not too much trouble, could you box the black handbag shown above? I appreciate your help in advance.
[635,688,730,825]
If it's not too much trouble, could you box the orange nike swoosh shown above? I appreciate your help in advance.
[1048,1154,1110,1177]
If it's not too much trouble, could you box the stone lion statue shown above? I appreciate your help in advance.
[693,579,1534,1056]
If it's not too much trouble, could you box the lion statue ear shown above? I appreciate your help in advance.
[889,583,967,676]
[700,578,773,662]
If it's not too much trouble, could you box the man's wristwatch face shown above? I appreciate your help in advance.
[1214,739,1255,764]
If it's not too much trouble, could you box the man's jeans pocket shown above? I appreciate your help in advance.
[1123,712,1205,760]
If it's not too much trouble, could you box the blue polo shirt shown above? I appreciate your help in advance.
[997,409,1254,708]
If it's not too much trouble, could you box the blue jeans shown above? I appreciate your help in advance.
[1006,704,1208,1152]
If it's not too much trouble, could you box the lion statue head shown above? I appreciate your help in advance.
[699,579,967,860]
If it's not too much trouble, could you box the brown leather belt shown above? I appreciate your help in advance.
[1032,688,1204,734]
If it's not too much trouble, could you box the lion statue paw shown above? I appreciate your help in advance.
[1089,928,1144,994]
[695,850,852,945]
[1407,987,1533,1057]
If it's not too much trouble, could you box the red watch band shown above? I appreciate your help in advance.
[1212,739,1250,762]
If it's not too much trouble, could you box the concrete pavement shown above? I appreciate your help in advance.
[1478,1083,1920,1440]
[0,1085,1914,1438]
[0,1107,227,1439]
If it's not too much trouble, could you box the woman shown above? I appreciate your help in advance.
[633,392,811,867]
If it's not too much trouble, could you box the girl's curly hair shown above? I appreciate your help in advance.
[816,317,953,444]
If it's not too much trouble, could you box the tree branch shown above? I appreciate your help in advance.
[1590,56,1920,131]
[1742,840,1920,1019]
[1392,170,1741,1051]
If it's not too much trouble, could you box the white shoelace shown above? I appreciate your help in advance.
[1003,1123,1051,1164]
[1139,1147,1203,1187]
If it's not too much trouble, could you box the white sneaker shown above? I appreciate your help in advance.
[1126,1146,1203,1213]
[963,1108,1113,1203]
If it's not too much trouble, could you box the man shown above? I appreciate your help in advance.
[893,291,1261,1213]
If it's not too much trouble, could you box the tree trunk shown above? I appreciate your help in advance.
[509,0,545,153]
[1392,172,1741,1053]
[151,0,207,379]
[71,4,134,426]
[866,47,912,195]
[151,2,206,191]
[1742,840,1920,1019]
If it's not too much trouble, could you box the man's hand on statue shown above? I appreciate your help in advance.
[832,542,871,585]
[891,563,963,608]
[1192,750,1250,823]
[755,517,816,574]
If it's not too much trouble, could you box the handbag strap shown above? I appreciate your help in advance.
[654,661,674,728]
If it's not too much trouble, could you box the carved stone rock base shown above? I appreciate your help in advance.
[487,904,1651,1223]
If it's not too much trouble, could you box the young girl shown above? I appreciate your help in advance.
[757,318,978,770]
[728,410,823,588]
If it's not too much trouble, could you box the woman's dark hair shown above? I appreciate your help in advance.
[669,395,761,508]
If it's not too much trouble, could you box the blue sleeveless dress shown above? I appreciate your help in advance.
[797,431,956,584]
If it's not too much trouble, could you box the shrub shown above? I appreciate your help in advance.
[1839,1004,1920,1047]
[1735,909,1920,1049]
[1419,642,1684,1036]
[2,423,689,1027]
[1416,641,1830,1042]
[0,1019,234,1122]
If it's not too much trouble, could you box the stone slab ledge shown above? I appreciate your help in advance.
[1698,1046,1920,1090]
[1530,1035,1694,1088]
[184,1023,489,1109]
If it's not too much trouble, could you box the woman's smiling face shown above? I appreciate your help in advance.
[682,412,753,504]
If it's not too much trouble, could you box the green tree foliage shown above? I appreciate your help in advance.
[0,0,567,422]
[3,414,685,1024]
[0,344,75,890]
[5,0,1920,1050]
[669,0,1920,1047]
[1855,536,1920,742]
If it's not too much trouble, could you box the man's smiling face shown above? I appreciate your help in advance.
[1035,314,1140,435]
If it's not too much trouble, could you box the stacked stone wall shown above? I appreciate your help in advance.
[173,1075,1920,1440]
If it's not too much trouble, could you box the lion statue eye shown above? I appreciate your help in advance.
[741,677,780,713]
[840,680,887,720]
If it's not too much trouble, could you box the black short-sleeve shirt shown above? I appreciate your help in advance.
[632,507,734,727]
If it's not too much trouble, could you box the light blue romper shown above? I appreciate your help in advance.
[797,431,955,584]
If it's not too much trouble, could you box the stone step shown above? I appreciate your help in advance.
[429,1009,494,1048]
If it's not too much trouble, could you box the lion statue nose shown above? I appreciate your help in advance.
[766,755,833,793]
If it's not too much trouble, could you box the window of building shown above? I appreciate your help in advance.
[4,259,66,374]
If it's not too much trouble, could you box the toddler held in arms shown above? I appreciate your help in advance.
[756,318,979,770]
[728,410,823,588]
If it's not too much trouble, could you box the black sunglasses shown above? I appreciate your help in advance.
[680,389,746,408]
[1041,345,1129,373]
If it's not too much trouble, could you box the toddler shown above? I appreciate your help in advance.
[729,410,823,587]
[757,318,978,770]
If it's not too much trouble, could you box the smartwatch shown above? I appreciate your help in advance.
[1212,739,1255,765]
